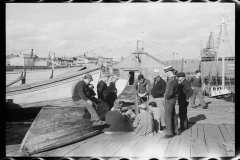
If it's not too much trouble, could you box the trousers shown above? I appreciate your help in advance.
[178,100,189,130]
[189,87,206,107]
[73,99,100,121]
[153,97,165,127]
[164,98,178,136]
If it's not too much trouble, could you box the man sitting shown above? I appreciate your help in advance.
[72,74,105,126]
[103,99,134,134]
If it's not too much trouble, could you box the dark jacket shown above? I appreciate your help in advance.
[189,76,202,87]
[72,80,89,101]
[133,78,151,94]
[97,80,108,100]
[151,77,166,98]
[178,78,194,101]
[85,87,96,99]
[164,76,178,100]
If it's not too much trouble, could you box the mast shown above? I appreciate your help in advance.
[221,10,226,89]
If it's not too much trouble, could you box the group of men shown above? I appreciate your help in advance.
[71,66,208,139]
[133,66,208,139]
[71,73,118,127]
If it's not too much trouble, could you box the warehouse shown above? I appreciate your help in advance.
[111,52,167,85]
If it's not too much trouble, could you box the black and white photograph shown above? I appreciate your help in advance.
[6,3,235,158]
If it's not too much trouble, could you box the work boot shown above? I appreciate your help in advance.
[92,120,106,126]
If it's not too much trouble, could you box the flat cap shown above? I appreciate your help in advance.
[164,66,174,72]
[176,72,185,77]
[84,73,93,81]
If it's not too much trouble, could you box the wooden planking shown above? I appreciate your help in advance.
[77,140,110,156]
[197,124,205,141]
[64,141,96,156]
[165,135,181,157]
[6,145,21,156]
[140,133,163,157]
[113,135,141,157]
[212,124,228,157]
[154,136,171,157]
[191,124,198,139]
[178,127,191,157]
[229,124,235,132]
[191,138,208,157]
[204,124,224,157]
[224,124,235,141]
[219,124,233,142]
[126,135,152,157]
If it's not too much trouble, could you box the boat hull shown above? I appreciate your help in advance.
[19,101,110,156]
[6,66,101,106]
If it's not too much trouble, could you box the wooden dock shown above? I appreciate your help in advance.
[6,86,235,157]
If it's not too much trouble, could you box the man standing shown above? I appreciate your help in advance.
[72,73,106,126]
[189,70,208,109]
[97,73,110,101]
[162,66,179,139]
[133,74,151,105]
[150,74,166,132]
[176,72,194,131]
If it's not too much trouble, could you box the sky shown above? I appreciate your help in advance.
[6,3,235,61]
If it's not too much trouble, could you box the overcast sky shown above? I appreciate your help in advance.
[6,3,235,61]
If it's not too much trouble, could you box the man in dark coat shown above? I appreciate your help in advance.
[150,74,166,131]
[97,73,110,101]
[176,72,194,130]
[72,74,106,126]
[105,75,119,109]
[162,66,179,139]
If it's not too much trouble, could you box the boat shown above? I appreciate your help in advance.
[201,11,235,99]
[8,66,129,156]
[6,66,101,107]
[19,101,110,156]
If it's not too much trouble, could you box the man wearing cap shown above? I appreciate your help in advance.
[133,103,155,136]
[162,66,179,139]
[133,74,152,105]
[97,73,110,101]
[72,73,106,126]
[189,70,208,109]
[103,99,134,134]
[176,72,194,130]
[150,74,166,131]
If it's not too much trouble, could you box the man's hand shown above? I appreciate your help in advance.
[186,99,189,102]
[87,100,92,105]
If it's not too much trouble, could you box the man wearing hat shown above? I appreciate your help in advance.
[150,73,166,132]
[162,66,179,139]
[176,72,194,130]
[72,73,106,126]
[97,73,111,101]
[133,103,155,136]
[189,70,208,109]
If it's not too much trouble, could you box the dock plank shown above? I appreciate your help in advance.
[126,136,152,157]
[154,137,171,157]
[229,124,235,132]
[224,124,235,141]
[64,141,96,156]
[191,138,208,157]
[6,145,21,157]
[197,124,205,141]
[178,128,191,157]
[204,124,224,157]
[77,140,110,156]
[165,135,181,157]
[191,124,198,139]
[114,135,141,157]
[219,124,233,142]
[212,124,228,157]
